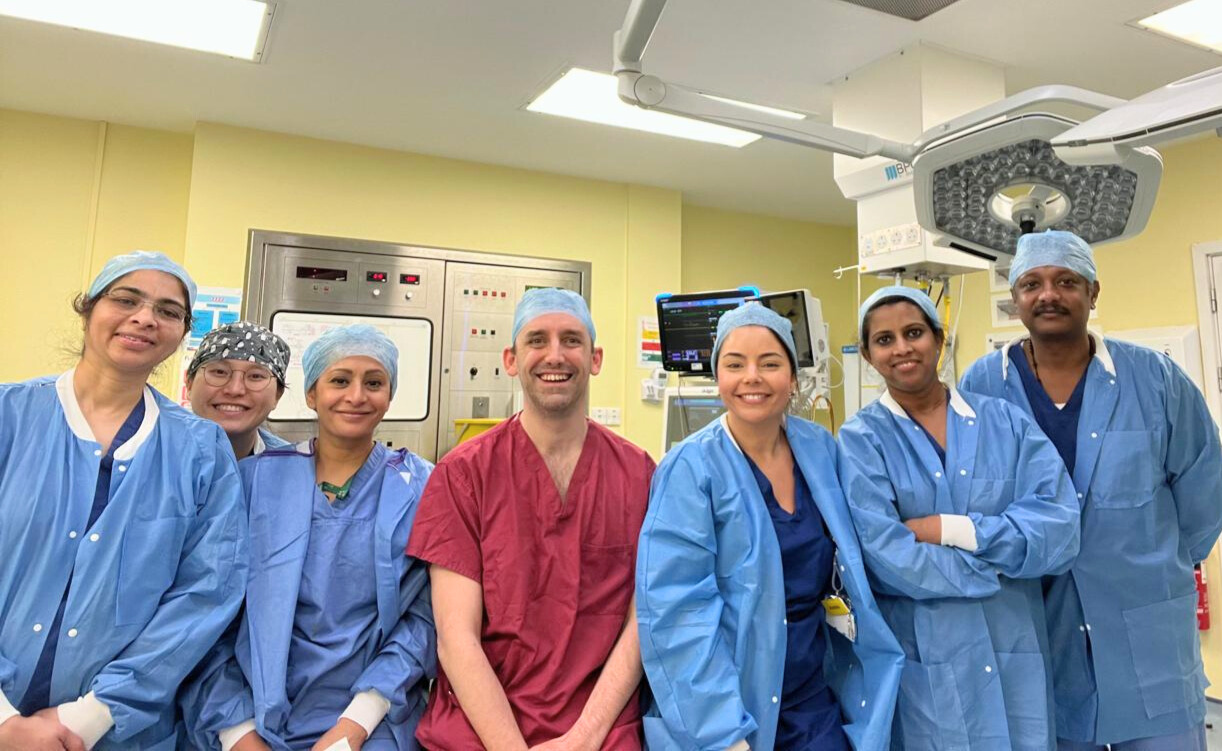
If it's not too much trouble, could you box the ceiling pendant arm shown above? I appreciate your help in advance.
[611,0,914,161]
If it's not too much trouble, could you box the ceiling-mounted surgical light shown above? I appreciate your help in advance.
[610,0,1222,259]
[913,114,1162,255]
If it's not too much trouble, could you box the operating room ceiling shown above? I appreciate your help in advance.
[0,0,1217,226]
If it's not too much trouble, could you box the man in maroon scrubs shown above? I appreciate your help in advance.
[409,288,654,750]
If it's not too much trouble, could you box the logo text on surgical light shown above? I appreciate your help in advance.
[884,162,912,181]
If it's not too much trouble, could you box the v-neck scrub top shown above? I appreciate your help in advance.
[744,456,847,751]
[407,416,655,749]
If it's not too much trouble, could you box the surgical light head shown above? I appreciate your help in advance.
[913,114,1162,257]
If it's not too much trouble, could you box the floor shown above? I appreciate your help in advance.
[1209,700,1222,749]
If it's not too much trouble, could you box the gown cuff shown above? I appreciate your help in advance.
[0,687,18,727]
[340,689,391,736]
[56,691,113,750]
[219,719,258,751]
[939,514,978,552]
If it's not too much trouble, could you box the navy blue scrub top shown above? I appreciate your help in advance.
[1010,344,1087,476]
[20,397,146,713]
[902,389,949,468]
[744,453,848,751]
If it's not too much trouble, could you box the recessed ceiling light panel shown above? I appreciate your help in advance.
[0,0,275,62]
[527,68,761,148]
[1134,0,1222,55]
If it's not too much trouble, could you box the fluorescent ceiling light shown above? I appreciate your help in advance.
[1135,0,1222,54]
[699,93,806,120]
[0,0,275,61]
[527,68,761,147]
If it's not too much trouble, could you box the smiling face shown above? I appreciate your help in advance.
[861,300,944,396]
[82,269,189,376]
[1011,265,1099,341]
[504,312,603,419]
[188,359,283,442]
[716,325,796,427]
[305,355,392,444]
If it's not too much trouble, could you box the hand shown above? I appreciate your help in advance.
[528,729,598,751]
[232,729,273,751]
[0,713,85,751]
[311,718,367,751]
[904,515,942,544]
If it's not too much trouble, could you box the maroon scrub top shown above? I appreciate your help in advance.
[408,415,654,749]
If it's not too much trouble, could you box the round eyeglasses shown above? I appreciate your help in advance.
[200,363,276,391]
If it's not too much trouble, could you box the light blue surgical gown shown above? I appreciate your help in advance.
[838,387,1080,750]
[637,415,904,751]
[0,372,247,749]
[180,441,435,750]
[256,427,291,453]
[961,334,1222,745]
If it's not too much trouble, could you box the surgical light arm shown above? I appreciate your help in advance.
[613,0,915,162]
[614,0,1222,165]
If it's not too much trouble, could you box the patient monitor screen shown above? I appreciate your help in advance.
[657,291,752,372]
[664,393,726,454]
[757,291,815,369]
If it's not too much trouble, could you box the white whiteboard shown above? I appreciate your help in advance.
[270,312,432,421]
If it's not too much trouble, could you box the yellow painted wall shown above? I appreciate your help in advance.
[180,123,683,453]
[952,135,1222,696]
[7,105,1222,692]
[0,109,193,388]
[680,204,860,432]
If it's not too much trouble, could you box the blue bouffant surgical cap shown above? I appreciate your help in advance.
[711,302,799,378]
[89,250,198,309]
[1008,230,1097,287]
[302,324,400,397]
[858,285,943,341]
[510,288,596,345]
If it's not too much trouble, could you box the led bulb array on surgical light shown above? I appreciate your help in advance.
[930,140,1140,254]
[912,114,1162,258]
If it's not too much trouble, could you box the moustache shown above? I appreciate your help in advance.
[1033,305,1070,316]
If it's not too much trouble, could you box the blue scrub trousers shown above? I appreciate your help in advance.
[1056,724,1207,750]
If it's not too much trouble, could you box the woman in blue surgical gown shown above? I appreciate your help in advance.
[181,324,434,751]
[0,251,247,751]
[637,302,904,751]
[837,286,1081,750]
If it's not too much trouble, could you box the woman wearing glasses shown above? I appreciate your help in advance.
[187,322,293,459]
[0,251,248,751]
[181,325,435,751]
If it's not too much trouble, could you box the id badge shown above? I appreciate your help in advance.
[827,612,857,642]
[821,594,852,617]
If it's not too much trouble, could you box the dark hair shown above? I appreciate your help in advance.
[860,297,944,347]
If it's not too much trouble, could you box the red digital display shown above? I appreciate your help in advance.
[400,273,421,285]
[366,271,388,283]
